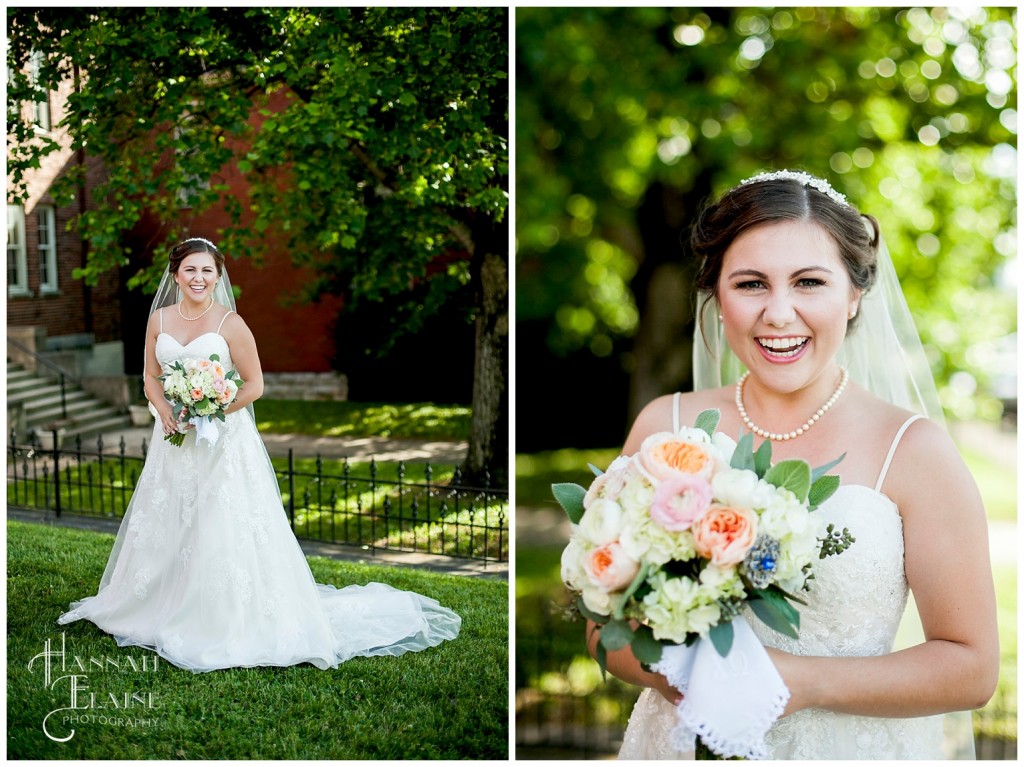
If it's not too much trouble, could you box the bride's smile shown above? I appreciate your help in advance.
[717,219,860,399]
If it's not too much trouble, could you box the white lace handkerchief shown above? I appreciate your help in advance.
[193,415,221,447]
[651,616,789,759]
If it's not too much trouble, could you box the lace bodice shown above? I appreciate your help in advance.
[156,332,234,371]
[749,484,907,656]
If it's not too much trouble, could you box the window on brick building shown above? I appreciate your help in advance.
[8,205,30,296]
[37,205,58,293]
[29,51,51,132]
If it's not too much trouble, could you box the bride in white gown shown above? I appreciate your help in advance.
[58,238,461,673]
[593,172,997,759]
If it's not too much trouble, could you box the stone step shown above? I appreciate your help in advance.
[7,384,65,405]
[22,390,94,413]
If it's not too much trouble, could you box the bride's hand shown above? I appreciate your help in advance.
[651,671,683,706]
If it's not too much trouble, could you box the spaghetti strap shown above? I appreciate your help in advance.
[216,310,235,334]
[874,415,925,493]
[672,392,681,434]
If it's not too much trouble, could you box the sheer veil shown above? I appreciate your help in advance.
[143,244,254,422]
[693,230,945,427]
[691,172,972,758]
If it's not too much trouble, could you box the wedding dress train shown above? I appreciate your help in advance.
[58,331,461,673]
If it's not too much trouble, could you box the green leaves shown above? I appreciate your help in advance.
[764,460,812,503]
[748,587,801,640]
[709,621,734,657]
[694,409,720,437]
[551,482,586,524]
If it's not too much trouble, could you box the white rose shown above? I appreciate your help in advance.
[711,432,738,465]
[560,536,588,591]
[584,454,634,507]
[711,467,762,510]
[578,498,626,546]
[581,585,613,617]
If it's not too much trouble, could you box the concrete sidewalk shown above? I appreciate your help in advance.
[93,423,469,464]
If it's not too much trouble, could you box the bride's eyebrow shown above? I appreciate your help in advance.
[727,266,835,280]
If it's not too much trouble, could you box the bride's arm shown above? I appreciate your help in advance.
[586,619,682,704]
[143,311,178,434]
[582,394,684,704]
[220,313,265,413]
[769,417,999,717]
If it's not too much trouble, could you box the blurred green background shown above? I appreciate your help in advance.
[514,6,1017,759]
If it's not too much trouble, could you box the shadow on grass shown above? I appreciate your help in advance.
[8,521,508,760]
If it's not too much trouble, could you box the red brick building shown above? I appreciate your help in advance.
[8,63,343,385]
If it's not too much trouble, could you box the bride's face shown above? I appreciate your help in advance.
[174,252,219,303]
[717,220,861,394]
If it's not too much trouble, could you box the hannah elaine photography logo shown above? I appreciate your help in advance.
[28,633,160,743]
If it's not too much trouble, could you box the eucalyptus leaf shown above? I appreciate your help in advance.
[808,474,841,510]
[709,620,735,657]
[753,438,773,478]
[730,431,755,471]
[551,483,586,524]
[811,452,847,482]
[630,624,664,665]
[748,595,800,640]
[694,409,721,437]
[588,463,604,478]
[764,459,812,503]
[599,619,635,651]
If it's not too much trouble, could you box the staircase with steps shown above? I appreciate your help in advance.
[7,360,132,443]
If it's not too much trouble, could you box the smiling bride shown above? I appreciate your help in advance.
[58,237,461,673]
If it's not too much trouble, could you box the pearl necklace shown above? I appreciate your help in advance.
[735,368,849,441]
[178,297,215,321]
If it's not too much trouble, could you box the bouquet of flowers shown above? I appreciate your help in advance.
[158,353,244,447]
[556,409,853,758]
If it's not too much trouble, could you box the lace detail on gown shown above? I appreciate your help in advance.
[618,483,944,759]
[57,333,461,673]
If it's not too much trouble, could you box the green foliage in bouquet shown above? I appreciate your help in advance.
[553,409,856,669]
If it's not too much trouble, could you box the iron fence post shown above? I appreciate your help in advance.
[288,448,295,530]
[52,428,62,517]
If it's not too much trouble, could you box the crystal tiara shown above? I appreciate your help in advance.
[739,170,849,207]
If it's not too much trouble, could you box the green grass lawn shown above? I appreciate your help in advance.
[8,521,508,760]
[254,400,471,441]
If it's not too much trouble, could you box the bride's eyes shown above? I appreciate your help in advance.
[733,278,825,291]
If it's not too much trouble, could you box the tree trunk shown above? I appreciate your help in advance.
[463,217,508,489]
[627,178,711,424]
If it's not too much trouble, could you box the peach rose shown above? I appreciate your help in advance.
[584,542,641,592]
[692,504,758,567]
[638,432,715,483]
[197,359,212,370]
[190,388,205,401]
[649,475,712,531]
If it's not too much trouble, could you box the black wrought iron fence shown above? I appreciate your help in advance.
[7,429,508,564]
[516,599,1017,759]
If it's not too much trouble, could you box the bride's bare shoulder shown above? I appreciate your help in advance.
[623,388,732,455]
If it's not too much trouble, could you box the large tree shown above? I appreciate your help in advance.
[8,7,508,486]
[517,7,1015,450]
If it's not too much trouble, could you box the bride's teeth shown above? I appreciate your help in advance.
[758,337,808,356]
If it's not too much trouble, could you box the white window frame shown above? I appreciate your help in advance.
[29,51,51,133]
[37,204,58,293]
[8,205,30,297]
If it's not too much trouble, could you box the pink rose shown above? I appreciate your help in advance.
[638,432,716,483]
[649,475,712,531]
[692,504,758,567]
[584,542,641,592]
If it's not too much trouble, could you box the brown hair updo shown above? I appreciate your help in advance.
[168,237,225,276]
[691,174,879,332]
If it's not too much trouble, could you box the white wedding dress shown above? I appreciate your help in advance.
[58,329,461,673]
[619,415,948,759]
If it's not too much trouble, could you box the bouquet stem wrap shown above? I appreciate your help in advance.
[651,616,789,759]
